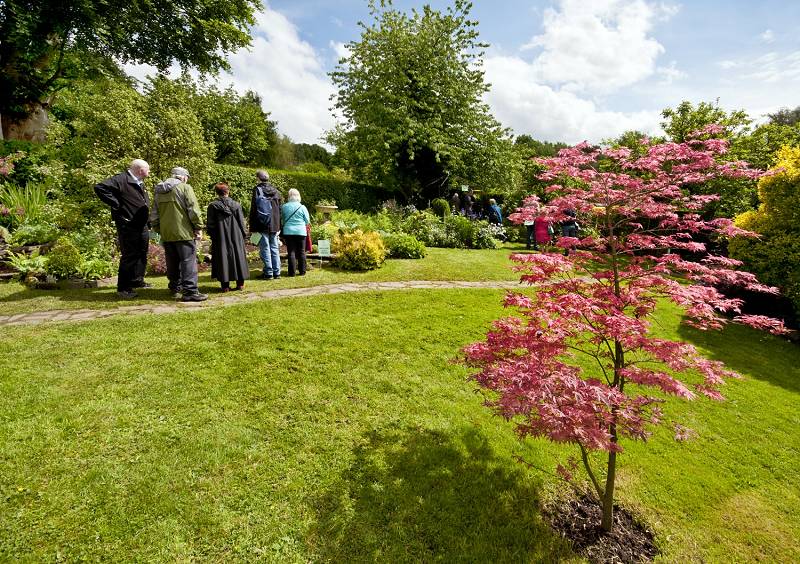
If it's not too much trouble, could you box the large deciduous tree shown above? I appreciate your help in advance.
[463,128,786,532]
[0,0,260,140]
[189,81,277,166]
[328,0,515,204]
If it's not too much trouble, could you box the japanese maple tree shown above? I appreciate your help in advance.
[463,127,787,532]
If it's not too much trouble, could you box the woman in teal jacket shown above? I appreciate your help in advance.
[280,188,311,276]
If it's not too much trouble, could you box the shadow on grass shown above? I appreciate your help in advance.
[678,320,800,394]
[0,285,175,306]
[310,426,572,562]
[0,275,220,308]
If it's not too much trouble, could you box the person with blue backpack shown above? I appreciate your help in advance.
[249,170,283,279]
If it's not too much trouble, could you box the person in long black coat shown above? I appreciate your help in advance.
[206,183,250,291]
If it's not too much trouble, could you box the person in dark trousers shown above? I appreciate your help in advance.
[561,208,579,238]
[461,188,473,217]
[488,198,503,224]
[94,159,152,299]
[207,182,249,292]
[280,188,311,276]
[249,170,283,279]
[449,191,461,215]
[150,166,208,302]
[561,208,579,256]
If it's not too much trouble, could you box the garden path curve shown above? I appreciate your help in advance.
[0,280,523,327]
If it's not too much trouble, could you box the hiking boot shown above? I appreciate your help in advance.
[181,293,208,302]
[117,290,138,299]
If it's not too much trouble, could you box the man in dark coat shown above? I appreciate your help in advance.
[249,170,283,279]
[94,159,151,299]
[207,182,250,291]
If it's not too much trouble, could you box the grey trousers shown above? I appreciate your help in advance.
[163,240,199,295]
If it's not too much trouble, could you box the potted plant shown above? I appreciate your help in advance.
[315,199,338,221]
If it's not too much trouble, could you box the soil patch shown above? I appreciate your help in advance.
[545,494,658,563]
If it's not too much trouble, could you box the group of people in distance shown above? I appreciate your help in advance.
[447,188,504,228]
[94,159,311,301]
[524,208,578,251]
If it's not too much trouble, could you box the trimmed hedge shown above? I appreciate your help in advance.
[205,163,399,217]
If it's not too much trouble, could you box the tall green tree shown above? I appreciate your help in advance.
[0,0,260,139]
[51,76,214,203]
[767,105,800,126]
[328,0,515,204]
[660,100,756,217]
[660,100,751,143]
[189,81,277,165]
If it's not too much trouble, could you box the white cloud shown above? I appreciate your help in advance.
[656,60,687,84]
[123,7,335,145]
[521,0,678,93]
[718,51,800,84]
[223,8,335,144]
[481,0,676,143]
[760,29,775,43]
[484,55,662,143]
[329,41,351,61]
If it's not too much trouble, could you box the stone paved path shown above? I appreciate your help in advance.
[0,280,522,327]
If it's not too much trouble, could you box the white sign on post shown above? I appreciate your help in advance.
[317,239,331,257]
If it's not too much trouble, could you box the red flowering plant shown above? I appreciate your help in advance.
[463,127,787,532]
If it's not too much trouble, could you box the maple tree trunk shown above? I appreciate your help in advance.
[601,440,617,531]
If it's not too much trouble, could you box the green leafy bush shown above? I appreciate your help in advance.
[3,249,47,280]
[474,222,502,249]
[310,222,340,244]
[430,198,450,218]
[45,238,84,279]
[8,221,59,246]
[383,233,427,259]
[400,210,443,246]
[0,182,47,228]
[730,146,800,316]
[333,229,387,271]
[444,214,476,249]
[78,258,116,280]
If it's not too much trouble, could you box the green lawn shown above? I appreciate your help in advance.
[0,246,523,316]
[1,247,798,561]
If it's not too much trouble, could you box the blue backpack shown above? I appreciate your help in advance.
[254,187,272,229]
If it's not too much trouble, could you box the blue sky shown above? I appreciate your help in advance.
[128,1,800,145]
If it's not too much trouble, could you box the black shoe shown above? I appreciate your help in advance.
[272,275,280,280]
[181,293,208,302]
[134,282,153,289]
[117,290,138,299]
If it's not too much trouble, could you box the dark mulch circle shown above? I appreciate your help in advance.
[545,494,658,563]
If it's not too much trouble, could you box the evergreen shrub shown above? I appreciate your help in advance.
[333,229,387,270]
[45,238,83,279]
[383,233,427,259]
[430,198,450,218]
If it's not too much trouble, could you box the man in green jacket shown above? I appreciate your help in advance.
[150,167,208,302]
